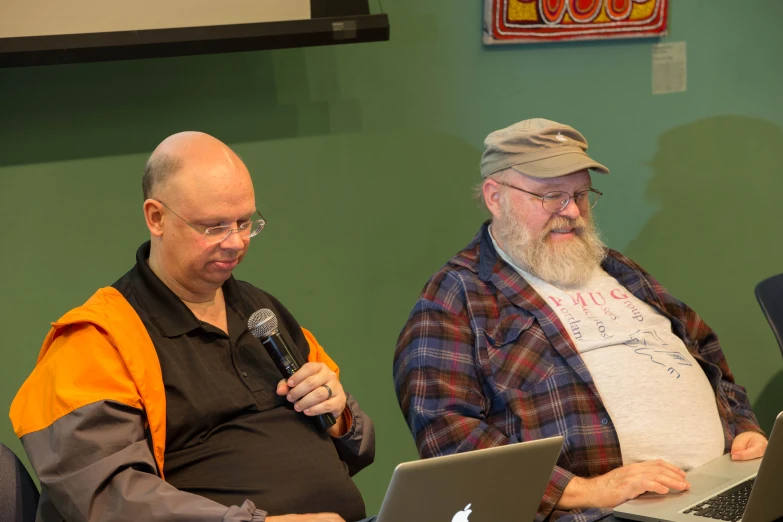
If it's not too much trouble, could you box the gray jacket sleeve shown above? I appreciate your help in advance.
[21,400,266,522]
[332,393,375,477]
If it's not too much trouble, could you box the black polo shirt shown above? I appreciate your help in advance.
[112,242,365,521]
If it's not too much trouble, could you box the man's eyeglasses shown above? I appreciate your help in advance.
[157,201,267,245]
[495,182,603,213]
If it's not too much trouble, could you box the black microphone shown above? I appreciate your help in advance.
[247,308,336,432]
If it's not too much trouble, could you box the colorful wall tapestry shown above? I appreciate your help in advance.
[484,0,668,44]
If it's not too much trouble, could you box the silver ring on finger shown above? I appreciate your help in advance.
[321,383,333,400]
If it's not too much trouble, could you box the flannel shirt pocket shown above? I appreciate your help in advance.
[483,313,555,390]
[485,313,534,347]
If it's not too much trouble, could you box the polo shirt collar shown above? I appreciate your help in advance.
[130,241,244,338]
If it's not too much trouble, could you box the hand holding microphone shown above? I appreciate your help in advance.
[248,309,342,432]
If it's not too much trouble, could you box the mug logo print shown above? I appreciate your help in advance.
[624,329,693,379]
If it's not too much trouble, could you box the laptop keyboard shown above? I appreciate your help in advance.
[683,477,755,521]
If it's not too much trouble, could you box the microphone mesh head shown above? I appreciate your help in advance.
[247,308,278,338]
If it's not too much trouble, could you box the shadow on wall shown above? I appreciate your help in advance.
[755,370,783,434]
[624,116,783,428]
[0,47,361,167]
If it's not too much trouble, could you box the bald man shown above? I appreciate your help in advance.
[10,133,375,522]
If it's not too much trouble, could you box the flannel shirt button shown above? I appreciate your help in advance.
[601,418,609,425]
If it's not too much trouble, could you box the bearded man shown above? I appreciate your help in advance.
[392,119,767,522]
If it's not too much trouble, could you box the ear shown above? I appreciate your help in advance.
[143,199,165,238]
[482,180,503,219]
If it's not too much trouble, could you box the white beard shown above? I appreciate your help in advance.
[492,196,607,288]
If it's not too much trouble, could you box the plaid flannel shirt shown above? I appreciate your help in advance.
[393,222,762,522]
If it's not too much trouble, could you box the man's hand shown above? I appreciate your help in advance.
[276,362,348,436]
[557,460,690,510]
[731,431,767,461]
[267,514,345,522]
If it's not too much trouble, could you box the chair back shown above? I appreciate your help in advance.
[0,443,39,522]
[755,272,783,357]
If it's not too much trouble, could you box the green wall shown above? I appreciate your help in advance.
[1,0,782,514]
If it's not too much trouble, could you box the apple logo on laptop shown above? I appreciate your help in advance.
[451,503,472,522]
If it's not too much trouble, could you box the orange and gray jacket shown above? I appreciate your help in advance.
[9,287,374,521]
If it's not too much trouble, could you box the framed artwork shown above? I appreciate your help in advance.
[484,0,668,44]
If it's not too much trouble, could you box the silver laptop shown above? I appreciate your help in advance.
[376,436,563,522]
[615,411,783,522]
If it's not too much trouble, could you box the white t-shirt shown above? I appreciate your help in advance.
[490,234,725,470]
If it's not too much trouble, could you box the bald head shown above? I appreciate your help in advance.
[142,131,247,201]
[141,132,258,301]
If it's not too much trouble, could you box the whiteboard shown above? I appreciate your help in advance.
[0,0,311,38]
